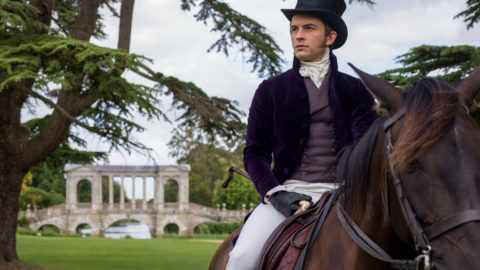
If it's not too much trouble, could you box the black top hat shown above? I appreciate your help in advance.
[281,0,348,49]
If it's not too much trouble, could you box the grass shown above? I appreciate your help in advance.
[16,234,223,270]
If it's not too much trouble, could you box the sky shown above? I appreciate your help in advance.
[21,0,478,200]
[24,0,479,165]
[85,0,478,167]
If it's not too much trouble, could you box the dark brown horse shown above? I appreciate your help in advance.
[210,65,480,270]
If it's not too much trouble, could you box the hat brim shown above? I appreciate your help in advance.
[281,9,348,49]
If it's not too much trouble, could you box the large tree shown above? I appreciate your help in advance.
[0,0,283,263]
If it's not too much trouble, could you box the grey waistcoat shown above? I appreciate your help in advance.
[289,70,338,183]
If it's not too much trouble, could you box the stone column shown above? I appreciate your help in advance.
[156,176,164,210]
[131,176,136,209]
[142,177,147,210]
[120,176,125,210]
[65,175,77,210]
[155,214,164,237]
[92,174,103,210]
[152,176,157,210]
[108,175,114,209]
[178,173,189,211]
[90,227,100,237]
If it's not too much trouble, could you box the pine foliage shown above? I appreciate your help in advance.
[0,0,47,33]
[378,45,480,88]
[455,0,480,29]
[180,0,284,77]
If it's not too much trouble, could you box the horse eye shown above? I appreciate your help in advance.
[405,160,422,173]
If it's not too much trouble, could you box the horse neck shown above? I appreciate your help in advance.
[351,132,411,257]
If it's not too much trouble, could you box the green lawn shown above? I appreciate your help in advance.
[17,235,222,270]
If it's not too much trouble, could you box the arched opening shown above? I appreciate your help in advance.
[75,223,91,236]
[164,179,178,203]
[77,179,92,204]
[38,224,61,236]
[105,219,151,239]
[164,223,179,235]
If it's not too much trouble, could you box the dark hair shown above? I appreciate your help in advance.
[324,23,334,37]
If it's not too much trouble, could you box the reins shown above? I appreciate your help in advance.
[337,105,480,270]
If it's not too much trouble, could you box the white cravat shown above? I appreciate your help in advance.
[299,48,331,88]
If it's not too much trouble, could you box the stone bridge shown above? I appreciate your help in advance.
[24,164,251,236]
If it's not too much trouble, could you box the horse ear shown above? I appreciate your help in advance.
[348,63,403,113]
[457,66,480,109]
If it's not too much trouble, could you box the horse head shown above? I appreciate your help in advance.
[350,64,480,270]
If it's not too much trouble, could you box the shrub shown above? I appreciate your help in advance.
[39,225,61,237]
[193,221,242,235]
[17,216,31,228]
[194,223,210,234]
[17,227,37,236]
[19,187,65,211]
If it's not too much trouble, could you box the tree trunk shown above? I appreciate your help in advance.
[118,0,135,52]
[0,171,25,264]
[0,87,30,264]
[72,0,102,41]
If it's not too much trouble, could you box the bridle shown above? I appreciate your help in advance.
[336,105,480,270]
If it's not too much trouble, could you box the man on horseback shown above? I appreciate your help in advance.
[226,0,377,269]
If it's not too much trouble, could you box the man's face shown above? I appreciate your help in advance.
[290,14,337,62]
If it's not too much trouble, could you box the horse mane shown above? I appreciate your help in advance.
[337,77,459,212]
[336,116,387,212]
[391,78,458,170]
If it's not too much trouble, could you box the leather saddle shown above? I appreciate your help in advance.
[257,191,333,270]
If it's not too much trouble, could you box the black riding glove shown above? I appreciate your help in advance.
[269,191,313,217]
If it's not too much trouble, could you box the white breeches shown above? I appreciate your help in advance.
[225,180,338,270]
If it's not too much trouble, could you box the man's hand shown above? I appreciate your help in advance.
[269,191,312,217]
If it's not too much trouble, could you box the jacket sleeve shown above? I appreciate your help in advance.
[351,81,378,141]
[243,80,281,200]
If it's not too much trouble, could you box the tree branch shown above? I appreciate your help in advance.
[27,88,100,135]
[23,86,148,167]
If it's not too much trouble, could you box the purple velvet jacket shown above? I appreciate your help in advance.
[244,52,377,199]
